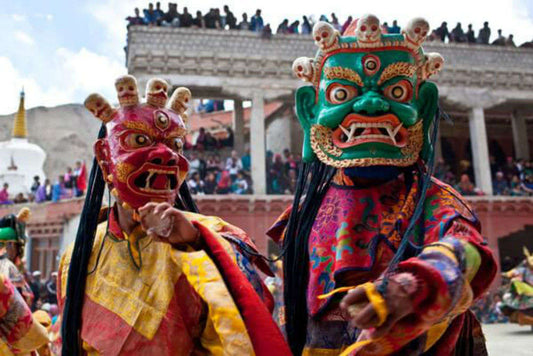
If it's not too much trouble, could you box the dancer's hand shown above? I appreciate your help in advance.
[340,273,417,338]
[139,202,200,248]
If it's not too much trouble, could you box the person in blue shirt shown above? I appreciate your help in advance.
[388,19,401,33]
[250,9,264,32]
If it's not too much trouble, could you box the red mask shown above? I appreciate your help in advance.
[86,76,192,210]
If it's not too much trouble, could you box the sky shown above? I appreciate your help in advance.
[0,0,532,115]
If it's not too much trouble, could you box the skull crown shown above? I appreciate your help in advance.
[84,75,192,124]
[293,14,444,86]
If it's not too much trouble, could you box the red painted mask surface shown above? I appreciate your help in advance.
[95,104,189,209]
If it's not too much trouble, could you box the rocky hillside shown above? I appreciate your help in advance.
[0,104,101,181]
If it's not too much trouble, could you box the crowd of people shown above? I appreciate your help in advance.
[435,157,533,196]
[0,161,86,205]
[126,3,533,48]
[184,147,302,195]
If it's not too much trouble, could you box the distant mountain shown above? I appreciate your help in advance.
[0,104,101,181]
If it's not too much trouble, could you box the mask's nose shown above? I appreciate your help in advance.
[147,144,178,166]
[352,92,390,115]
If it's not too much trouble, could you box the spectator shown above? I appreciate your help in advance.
[221,127,234,147]
[510,175,524,196]
[0,183,12,205]
[493,172,509,195]
[492,29,505,45]
[52,176,64,202]
[226,150,243,180]
[188,172,205,194]
[319,14,328,22]
[285,168,298,194]
[188,152,202,176]
[466,24,476,43]
[64,167,74,190]
[31,175,41,195]
[232,171,249,194]
[154,2,165,24]
[341,16,353,34]
[13,193,28,204]
[195,127,207,150]
[204,131,219,151]
[250,9,264,32]
[161,2,179,27]
[261,23,272,39]
[213,8,223,29]
[301,16,312,34]
[277,19,289,34]
[126,8,144,28]
[505,34,516,47]
[454,174,476,196]
[435,22,450,42]
[180,7,193,27]
[73,161,87,197]
[520,38,533,48]
[478,21,491,44]
[224,5,237,29]
[239,13,250,30]
[193,10,204,28]
[330,13,341,31]
[143,3,157,25]
[450,22,466,42]
[205,154,221,175]
[216,171,232,194]
[270,154,286,194]
[203,172,217,194]
[35,179,51,203]
[388,20,401,34]
[29,271,41,311]
[241,147,251,173]
[288,20,300,34]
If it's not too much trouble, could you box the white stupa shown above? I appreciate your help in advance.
[0,90,46,196]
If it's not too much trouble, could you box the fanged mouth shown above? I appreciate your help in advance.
[129,164,179,195]
[332,114,408,148]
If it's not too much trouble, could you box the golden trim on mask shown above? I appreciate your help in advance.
[165,127,187,138]
[324,67,364,87]
[115,162,136,183]
[377,62,417,85]
[122,121,158,137]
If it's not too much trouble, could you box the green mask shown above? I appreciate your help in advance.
[293,15,443,168]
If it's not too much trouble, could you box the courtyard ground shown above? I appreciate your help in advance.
[483,323,533,355]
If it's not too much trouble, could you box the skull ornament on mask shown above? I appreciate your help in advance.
[115,75,140,107]
[146,78,169,107]
[87,75,191,210]
[355,14,381,44]
[403,18,430,48]
[313,22,339,51]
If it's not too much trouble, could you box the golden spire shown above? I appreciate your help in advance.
[12,88,27,138]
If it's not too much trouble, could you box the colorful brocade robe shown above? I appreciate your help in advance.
[0,274,49,355]
[58,209,291,356]
[268,171,497,355]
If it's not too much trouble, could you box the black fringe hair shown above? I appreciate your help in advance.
[61,125,198,355]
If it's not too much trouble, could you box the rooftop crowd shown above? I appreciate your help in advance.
[126,2,533,48]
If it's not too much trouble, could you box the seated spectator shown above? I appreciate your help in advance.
[239,13,250,30]
[505,34,516,47]
[213,8,223,29]
[466,24,476,43]
[224,5,237,29]
[13,193,28,204]
[226,150,243,178]
[64,167,74,190]
[204,8,216,29]
[477,22,491,44]
[193,10,204,28]
[180,7,193,27]
[143,3,157,26]
[520,38,533,48]
[203,172,218,194]
[277,19,289,34]
[341,16,353,34]
[492,29,506,45]
[161,2,179,27]
[301,16,312,34]
[285,169,297,194]
[52,176,64,202]
[232,171,249,194]
[188,172,205,195]
[288,20,300,34]
[387,20,401,34]
[195,127,207,150]
[126,8,144,28]
[31,175,41,195]
[319,15,329,22]
[1,183,13,205]
[450,22,466,42]
[493,171,509,195]
[221,127,234,147]
[261,24,272,39]
[73,160,86,197]
[510,175,524,196]
[454,174,476,196]
[216,171,232,194]
[188,152,201,176]
[204,131,219,150]
[250,9,264,32]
